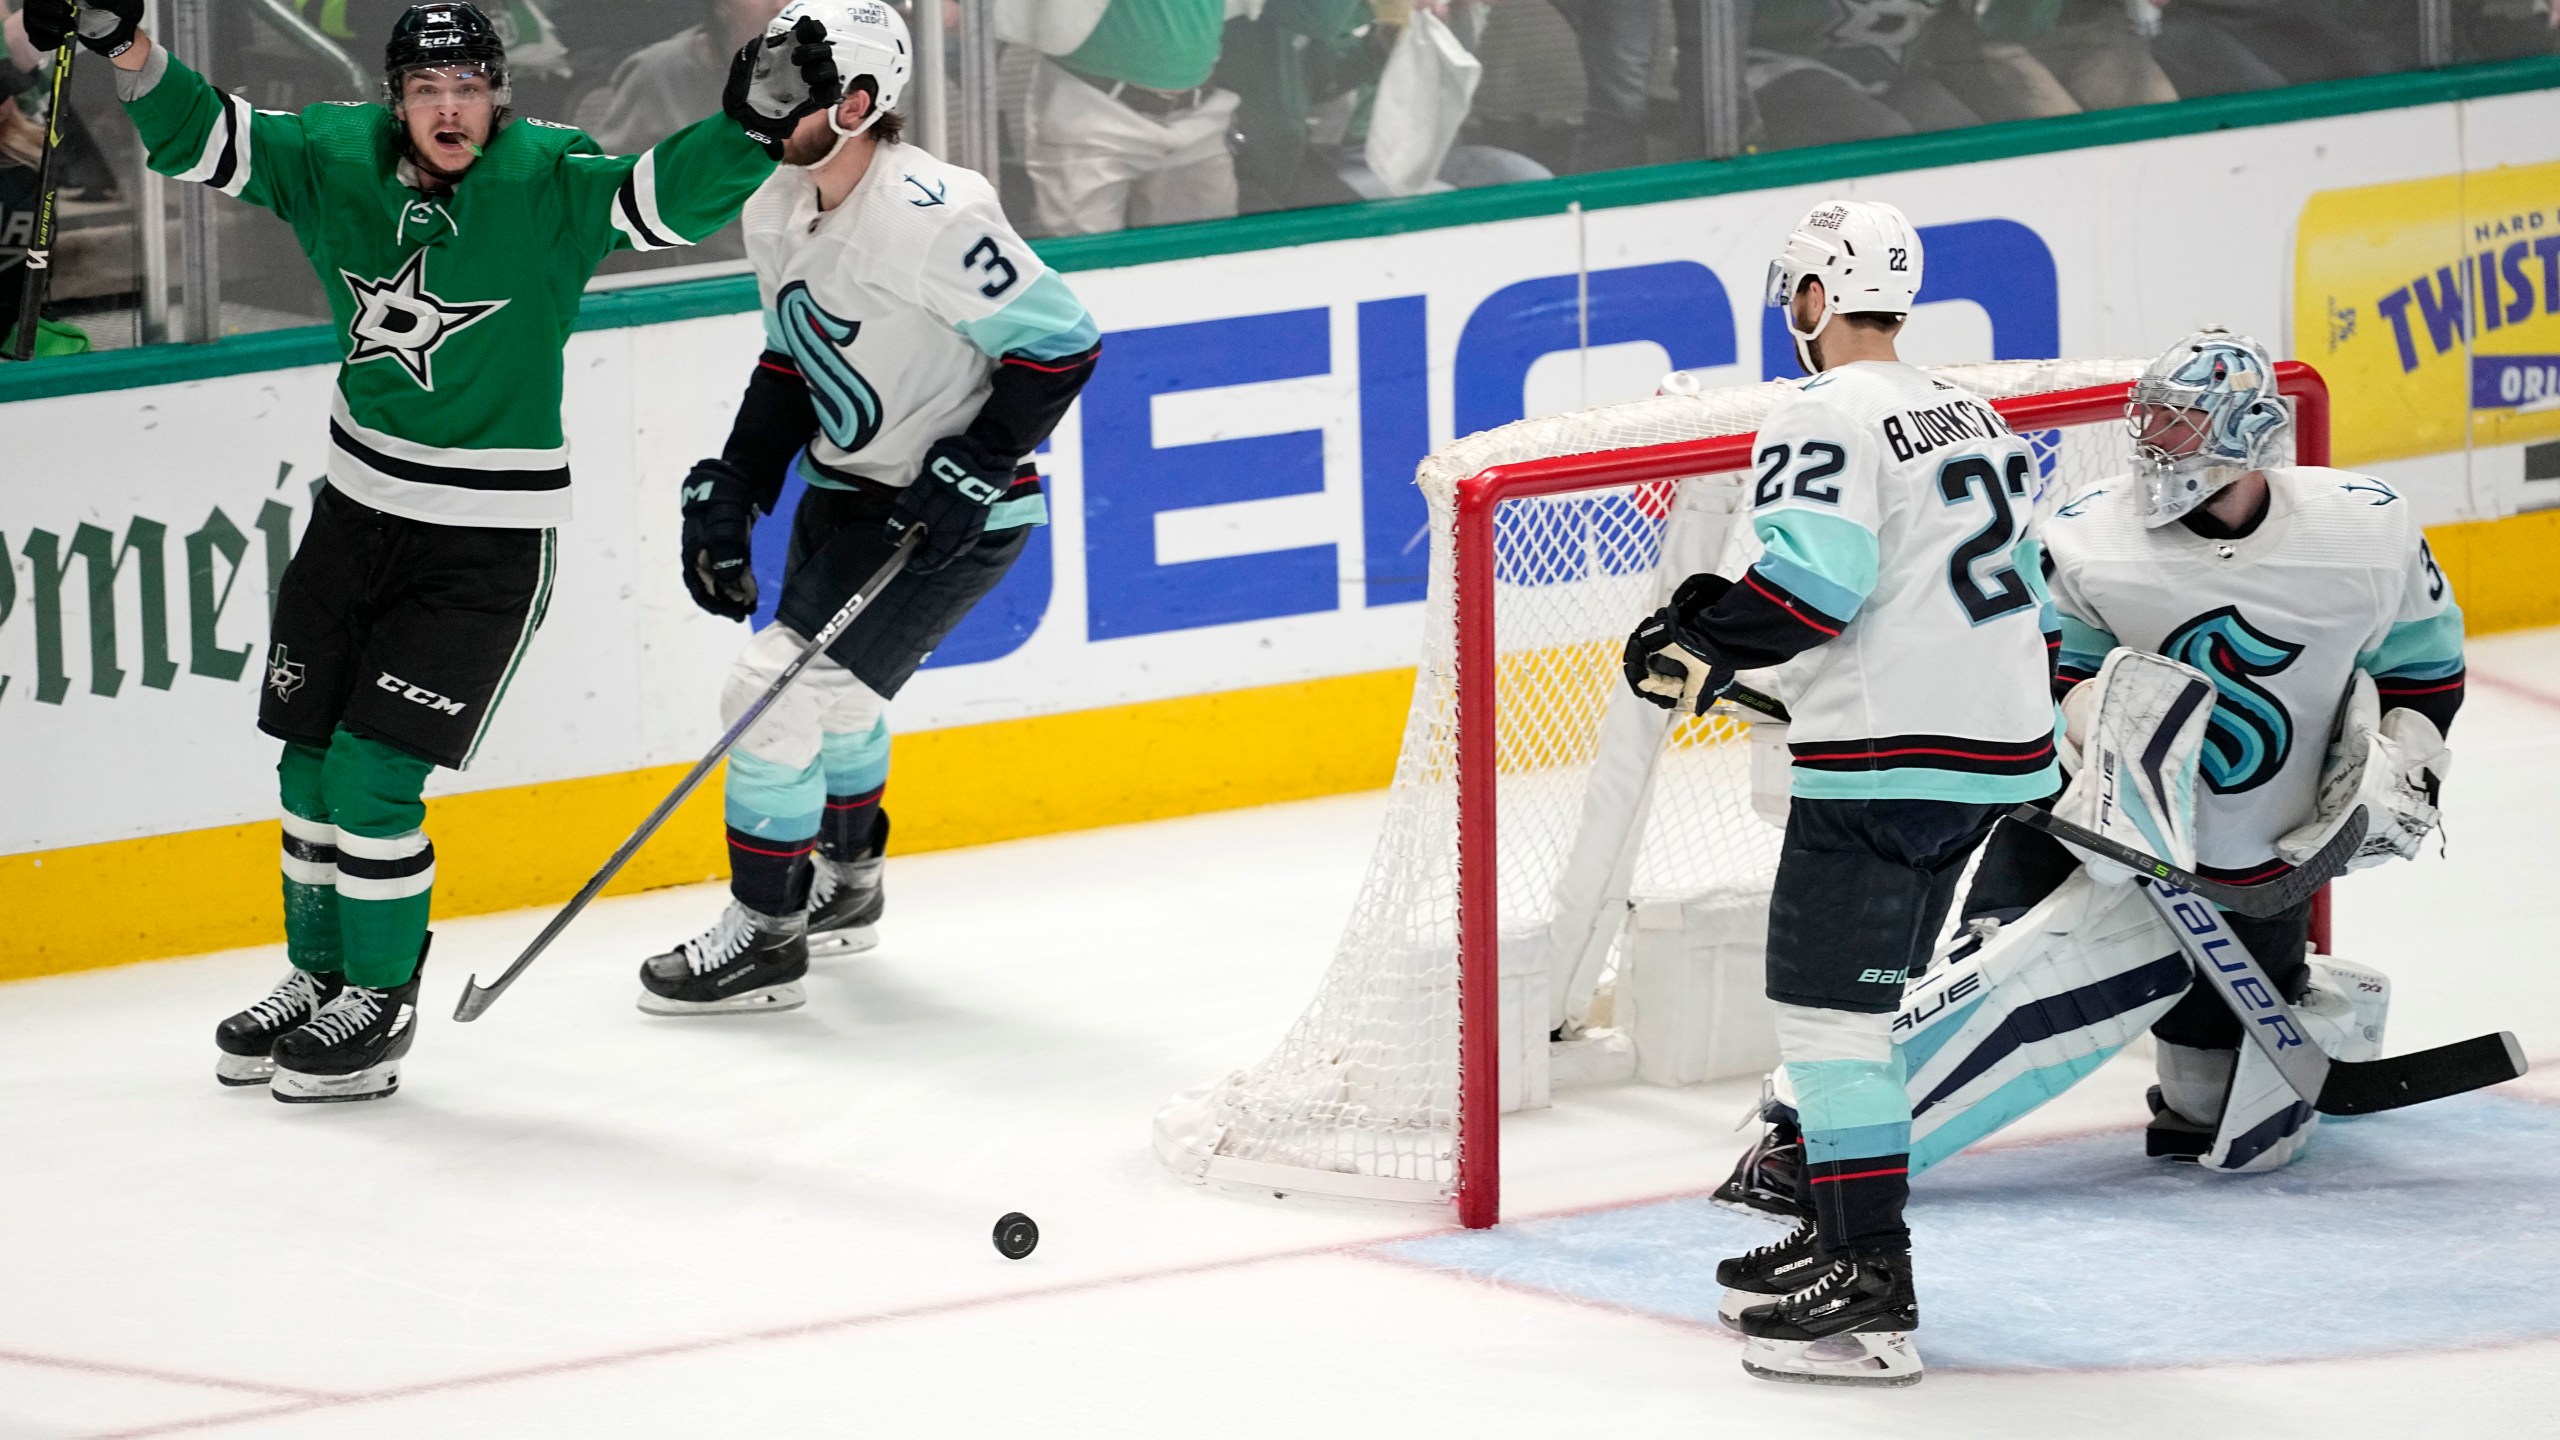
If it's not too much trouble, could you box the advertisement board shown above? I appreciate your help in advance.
[6,83,2560,971]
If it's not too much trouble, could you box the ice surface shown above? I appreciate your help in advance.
[1386,1095,2560,1370]
[4,629,2559,1437]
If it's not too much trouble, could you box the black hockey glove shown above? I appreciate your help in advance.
[723,14,843,160]
[1623,574,1735,715]
[887,436,1009,576]
[23,0,144,57]
[680,458,762,621]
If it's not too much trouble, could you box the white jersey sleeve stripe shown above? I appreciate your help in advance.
[610,152,686,252]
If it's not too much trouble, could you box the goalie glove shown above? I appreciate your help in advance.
[2276,673,2449,871]
[1622,573,1735,715]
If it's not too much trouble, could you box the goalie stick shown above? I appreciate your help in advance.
[2141,880,2528,1115]
[453,526,924,1022]
[1710,681,2353,919]
[2,42,73,363]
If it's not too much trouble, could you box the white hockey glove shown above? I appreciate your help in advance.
[2276,673,2449,871]
[2055,676,2101,779]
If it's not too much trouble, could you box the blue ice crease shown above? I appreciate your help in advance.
[1379,1093,2560,1370]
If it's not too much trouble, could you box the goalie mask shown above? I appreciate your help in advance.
[1766,200,1922,373]
[2127,328,2291,527]
[770,0,911,162]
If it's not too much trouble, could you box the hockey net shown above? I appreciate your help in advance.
[1153,358,2332,1228]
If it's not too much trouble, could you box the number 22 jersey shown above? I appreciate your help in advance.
[1710,361,2061,803]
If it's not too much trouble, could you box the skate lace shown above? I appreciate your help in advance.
[244,970,327,1029]
[1783,1259,1850,1313]
[303,986,386,1046]
[807,858,840,909]
[679,905,758,976]
[1743,1221,1816,1261]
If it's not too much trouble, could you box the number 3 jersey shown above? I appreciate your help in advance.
[740,144,1098,496]
[1703,361,2061,803]
[2042,468,2465,877]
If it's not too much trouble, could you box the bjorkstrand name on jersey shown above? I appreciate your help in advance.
[1881,397,2012,463]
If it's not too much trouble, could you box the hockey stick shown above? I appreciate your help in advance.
[453,526,925,1022]
[2140,880,2527,1115]
[1713,676,2356,919]
[2,43,74,363]
[2014,804,2364,919]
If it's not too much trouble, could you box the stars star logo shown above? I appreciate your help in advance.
[1824,0,1940,67]
[339,249,506,392]
[266,644,305,703]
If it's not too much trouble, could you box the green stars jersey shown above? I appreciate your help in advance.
[122,48,775,527]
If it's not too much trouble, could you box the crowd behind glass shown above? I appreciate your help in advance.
[1,0,2553,353]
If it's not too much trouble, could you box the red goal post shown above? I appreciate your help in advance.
[1446,362,2332,1228]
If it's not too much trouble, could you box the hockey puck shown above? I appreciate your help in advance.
[992,1212,1039,1260]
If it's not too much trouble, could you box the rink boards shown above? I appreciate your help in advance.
[7,70,2560,976]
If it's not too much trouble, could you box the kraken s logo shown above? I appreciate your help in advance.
[2160,607,2305,794]
[775,281,884,454]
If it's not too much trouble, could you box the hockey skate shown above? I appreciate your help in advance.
[214,967,345,1086]
[271,965,422,1104]
[1713,1121,1806,1220]
[1735,1251,1924,1387]
[638,902,808,1014]
[806,814,887,957]
[2143,1085,2216,1161]
[1714,1220,1827,1324]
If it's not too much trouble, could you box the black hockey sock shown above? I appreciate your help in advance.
[727,827,814,917]
[817,785,885,862]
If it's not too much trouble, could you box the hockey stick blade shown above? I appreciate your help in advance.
[2014,804,2366,919]
[2315,1031,2530,1116]
[452,527,924,1022]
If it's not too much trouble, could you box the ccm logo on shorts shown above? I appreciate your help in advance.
[377,672,469,716]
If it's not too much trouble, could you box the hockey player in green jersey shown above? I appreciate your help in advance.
[22,0,843,1101]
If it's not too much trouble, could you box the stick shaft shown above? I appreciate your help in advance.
[453,528,921,1020]
[5,44,74,363]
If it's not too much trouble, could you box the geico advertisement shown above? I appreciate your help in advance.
[4,89,2553,855]
[2296,157,2560,468]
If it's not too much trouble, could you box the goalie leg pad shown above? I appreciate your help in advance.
[2190,955,2392,1172]
[1900,870,2192,1173]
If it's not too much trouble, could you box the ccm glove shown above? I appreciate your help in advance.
[723,14,843,159]
[1622,573,1735,715]
[23,0,144,57]
[680,458,762,621]
[887,436,1009,576]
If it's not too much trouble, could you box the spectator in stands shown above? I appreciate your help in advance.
[1547,0,1656,172]
[1928,0,2175,120]
[1219,0,1546,211]
[1745,0,1982,148]
[2144,0,2392,95]
[1004,0,1240,236]
[573,0,787,153]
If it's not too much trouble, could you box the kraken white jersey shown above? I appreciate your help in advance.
[741,143,1096,491]
[2043,467,2465,877]
[1729,361,2060,803]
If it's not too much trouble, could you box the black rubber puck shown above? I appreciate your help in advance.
[993,1212,1039,1260]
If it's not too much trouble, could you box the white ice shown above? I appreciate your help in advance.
[6,630,2560,1438]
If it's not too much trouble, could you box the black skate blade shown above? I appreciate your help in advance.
[2315,1031,2528,1116]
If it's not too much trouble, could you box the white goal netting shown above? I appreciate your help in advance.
[1153,359,2163,1215]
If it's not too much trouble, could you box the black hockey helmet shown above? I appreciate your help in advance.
[385,3,510,96]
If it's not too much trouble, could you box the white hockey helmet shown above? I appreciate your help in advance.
[2126,328,2291,527]
[768,0,912,148]
[1766,200,1922,372]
